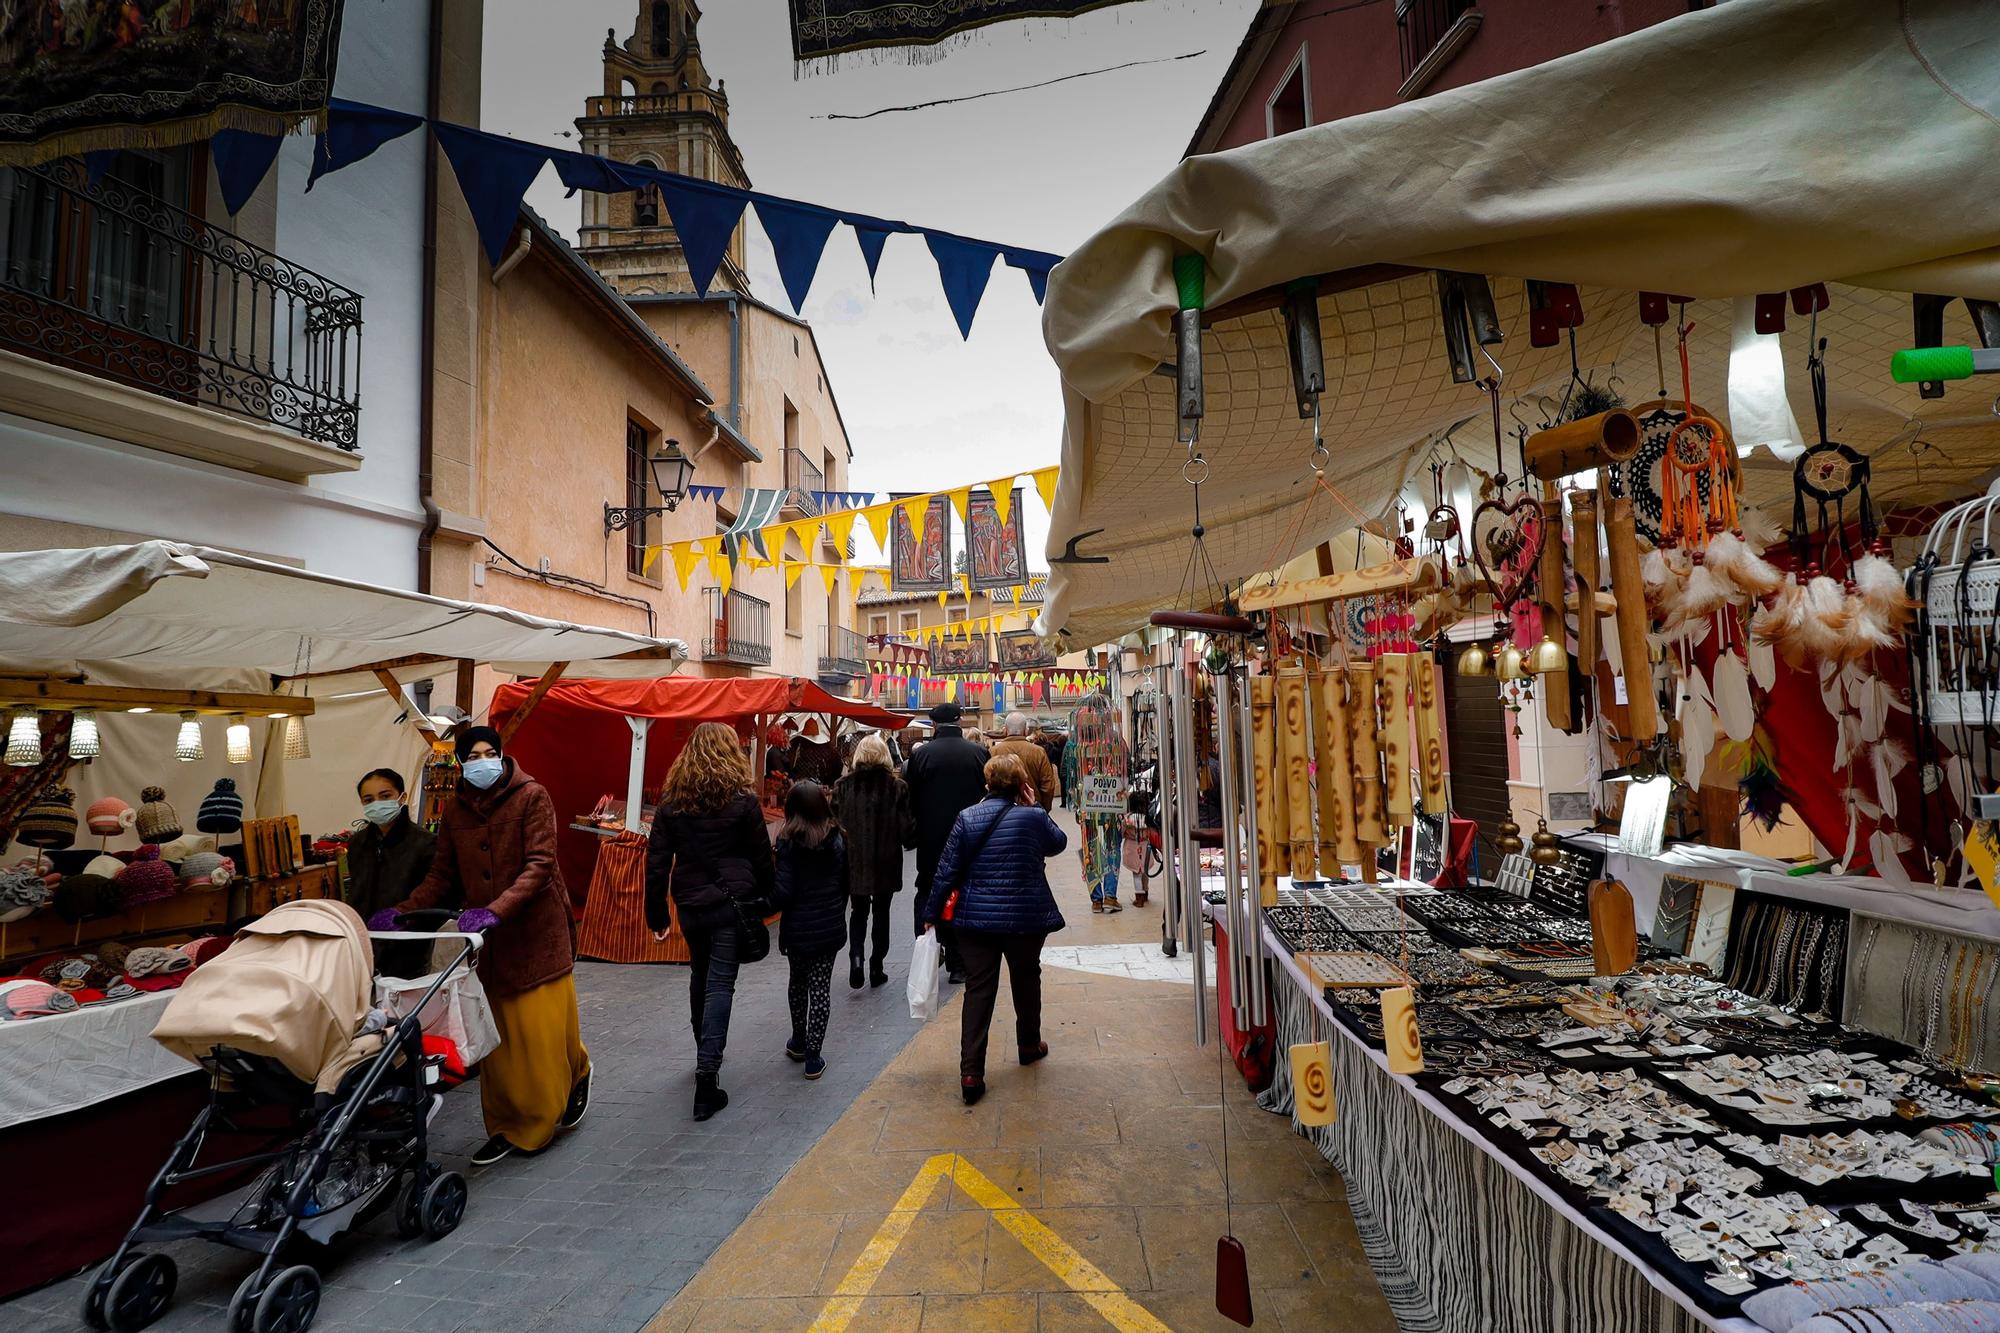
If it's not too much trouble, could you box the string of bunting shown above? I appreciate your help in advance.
[645,465,1060,592]
[198,99,1061,337]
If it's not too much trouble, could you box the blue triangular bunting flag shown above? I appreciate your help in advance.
[926,233,1000,339]
[433,123,551,267]
[552,149,649,197]
[1005,248,1057,306]
[756,197,839,315]
[656,178,746,299]
[308,99,423,191]
[853,225,891,290]
[211,130,284,216]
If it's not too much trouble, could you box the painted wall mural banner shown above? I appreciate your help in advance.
[787,0,1144,63]
[931,636,992,675]
[967,488,1027,591]
[997,629,1056,669]
[0,0,346,165]
[890,494,953,593]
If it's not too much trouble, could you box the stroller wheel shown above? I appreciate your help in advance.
[251,1264,320,1333]
[394,1163,440,1239]
[226,1271,262,1333]
[104,1252,176,1332]
[81,1252,139,1330]
[421,1171,468,1239]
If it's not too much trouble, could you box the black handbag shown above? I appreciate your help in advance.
[728,893,772,964]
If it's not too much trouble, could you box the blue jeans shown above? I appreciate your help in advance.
[685,923,741,1075]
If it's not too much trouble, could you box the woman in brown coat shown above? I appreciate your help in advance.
[377,726,589,1167]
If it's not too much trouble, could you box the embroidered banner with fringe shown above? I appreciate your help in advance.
[788,0,1143,64]
[0,0,345,166]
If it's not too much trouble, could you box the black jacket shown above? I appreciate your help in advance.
[773,832,849,956]
[344,811,437,919]
[645,793,775,934]
[904,725,989,890]
[832,767,913,898]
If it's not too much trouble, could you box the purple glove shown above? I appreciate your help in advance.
[457,908,500,934]
[366,909,401,932]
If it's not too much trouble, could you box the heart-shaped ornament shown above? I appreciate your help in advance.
[1471,494,1546,609]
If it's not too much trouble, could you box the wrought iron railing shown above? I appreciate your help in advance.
[1396,0,1477,78]
[703,587,772,666]
[819,624,867,678]
[585,93,707,118]
[783,447,824,517]
[0,160,363,449]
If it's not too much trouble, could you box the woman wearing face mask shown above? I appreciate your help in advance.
[371,726,590,1168]
[346,768,436,978]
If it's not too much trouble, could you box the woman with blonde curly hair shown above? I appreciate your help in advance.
[645,722,773,1120]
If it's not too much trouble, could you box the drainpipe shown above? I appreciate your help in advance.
[492,224,533,283]
[415,0,445,594]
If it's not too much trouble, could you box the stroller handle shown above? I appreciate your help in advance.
[370,930,484,952]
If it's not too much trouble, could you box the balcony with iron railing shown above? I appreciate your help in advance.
[819,623,867,678]
[583,91,726,119]
[0,160,364,453]
[782,447,824,518]
[1396,0,1481,95]
[702,587,772,666]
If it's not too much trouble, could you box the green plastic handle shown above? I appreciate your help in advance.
[1892,345,1976,383]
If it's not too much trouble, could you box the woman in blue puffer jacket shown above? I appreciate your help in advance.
[921,752,1067,1105]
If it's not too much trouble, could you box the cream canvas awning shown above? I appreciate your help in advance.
[0,542,689,682]
[1037,0,2000,645]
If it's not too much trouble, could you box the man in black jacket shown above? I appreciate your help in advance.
[903,702,988,982]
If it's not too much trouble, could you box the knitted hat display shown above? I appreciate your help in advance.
[178,851,234,887]
[39,955,109,991]
[83,854,125,879]
[97,940,132,974]
[195,779,244,834]
[134,786,181,843]
[0,867,49,921]
[14,786,77,850]
[115,845,177,906]
[157,834,215,862]
[85,797,135,837]
[0,979,78,1021]
[124,945,193,978]
[52,873,119,922]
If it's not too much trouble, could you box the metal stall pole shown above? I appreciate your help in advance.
[1171,659,1207,1045]
[1236,674,1269,1026]
[1215,666,1247,1030]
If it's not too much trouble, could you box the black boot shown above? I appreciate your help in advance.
[693,1071,729,1122]
[849,957,864,990]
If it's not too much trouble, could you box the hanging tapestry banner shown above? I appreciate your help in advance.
[890,494,953,593]
[787,0,1143,64]
[966,488,1027,591]
[996,629,1056,669]
[0,0,347,166]
[931,636,991,675]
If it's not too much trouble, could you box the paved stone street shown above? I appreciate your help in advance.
[3,810,1391,1332]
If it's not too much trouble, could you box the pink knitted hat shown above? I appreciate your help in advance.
[86,797,134,837]
[115,844,177,906]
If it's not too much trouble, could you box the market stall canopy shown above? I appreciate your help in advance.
[1037,0,2000,645]
[0,542,688,681]
[489,676,909,729]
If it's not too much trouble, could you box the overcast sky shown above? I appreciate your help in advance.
[481,0,1258,567]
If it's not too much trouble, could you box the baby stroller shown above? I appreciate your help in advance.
[84,901,485,1333]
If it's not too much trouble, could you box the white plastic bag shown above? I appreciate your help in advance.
[907,930,942,1021]
[374,965,501,1067]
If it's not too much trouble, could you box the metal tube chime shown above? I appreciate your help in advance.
[1235,669,1268,1025]
[1170,662,1207,1045]
[1216,668,1247,1030]
[1157,666,1182,953]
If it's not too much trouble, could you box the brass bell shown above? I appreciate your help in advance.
[1529,817,1563,866]
[1495,644,1526,681]
[1456,641,1490,676]
[1495,817,1524,856]
[1527,634,1566,674]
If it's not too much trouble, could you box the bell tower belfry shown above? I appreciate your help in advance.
[575,0,750,296]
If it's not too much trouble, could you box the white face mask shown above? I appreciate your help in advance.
[361,799,403,826]
[462,756,504,789]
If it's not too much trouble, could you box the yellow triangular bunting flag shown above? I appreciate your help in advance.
[784,561,806,588]
[712,550,733,596]
[825,508,857,555]
[863,503,893,552]
[989,480,1014,526]
[948,487,971,525]
[901,496,929,538]
[960,574,973,599]
[1033,466,1059,514]
[670,542,704,591]
[937,589,949,607]
[818,564,840,594]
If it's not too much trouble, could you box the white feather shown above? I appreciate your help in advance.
[1852,553,1914,636]
[1681,694,1715,790]
[1869,829,1916,888]
[1713,651,1754,741]
[1748,635,1776,691]
[1799,576,1854,663]
[1871,744,1899,820]
[1739,507,1785,553]
[1703,531,1785,600]
[1680,563,1729,618]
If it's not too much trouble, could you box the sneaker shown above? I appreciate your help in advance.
[470,1135,515,1167]
[1102,899,1123,914]
[558,1070,591,1130]
[804,1054,826,1080]
[785,1040,807,1062]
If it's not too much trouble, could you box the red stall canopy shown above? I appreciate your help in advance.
[490,676,910,908]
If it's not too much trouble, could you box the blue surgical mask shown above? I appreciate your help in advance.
[361,799,403,827]
[462,757,504,789]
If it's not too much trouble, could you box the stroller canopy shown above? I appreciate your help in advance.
[153,899,379,1095]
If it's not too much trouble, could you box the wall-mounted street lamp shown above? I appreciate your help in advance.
[604,438,695,532]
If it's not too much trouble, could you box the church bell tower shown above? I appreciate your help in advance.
[575,0,751,297]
